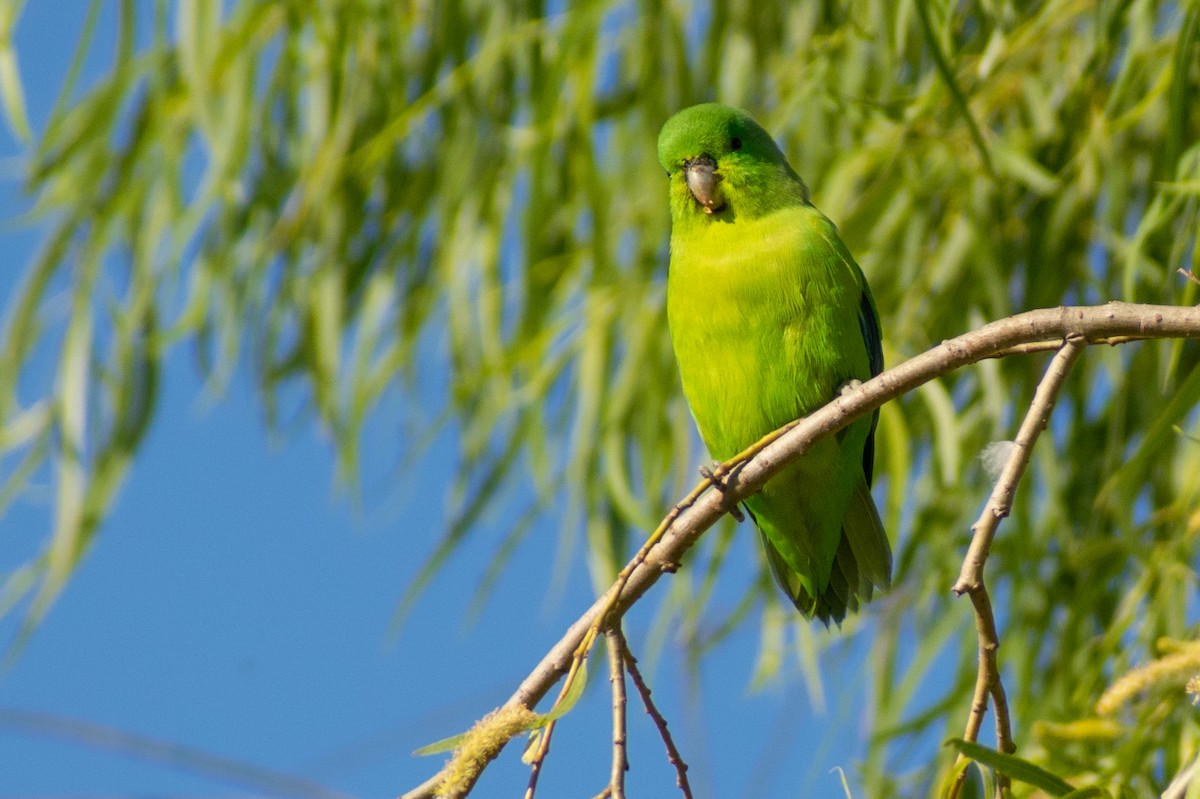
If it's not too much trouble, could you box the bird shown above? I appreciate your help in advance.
[658,103,891,625]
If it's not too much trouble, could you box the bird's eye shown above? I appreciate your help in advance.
[730,136,742,151]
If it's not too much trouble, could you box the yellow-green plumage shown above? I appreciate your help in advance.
[659,104,891,625]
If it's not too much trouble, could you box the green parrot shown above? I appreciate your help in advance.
[658,103,891,625]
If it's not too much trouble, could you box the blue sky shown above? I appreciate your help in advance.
[0,4,893,798]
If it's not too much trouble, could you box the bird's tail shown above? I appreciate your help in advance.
[761,480,892,626]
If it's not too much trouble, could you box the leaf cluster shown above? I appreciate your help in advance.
[3,0,1200,794]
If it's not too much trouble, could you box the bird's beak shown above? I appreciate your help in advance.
[684,155,724,214]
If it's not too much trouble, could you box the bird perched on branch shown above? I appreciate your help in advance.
[659,103,891,625]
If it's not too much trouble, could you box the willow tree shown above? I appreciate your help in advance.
[2,1,1199,796]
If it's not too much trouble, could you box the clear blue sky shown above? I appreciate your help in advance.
[0,5,897,798]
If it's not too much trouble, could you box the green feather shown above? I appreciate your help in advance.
[659,103,892,625]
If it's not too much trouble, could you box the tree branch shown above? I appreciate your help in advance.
[606,628,628,799]
[949,335,1084,799]
[953,335,1087,596]
[400,303,1200,799]
[620,631,693,798]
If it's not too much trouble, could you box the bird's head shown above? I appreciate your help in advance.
[657,103,808,224]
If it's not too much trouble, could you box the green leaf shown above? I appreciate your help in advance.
[521,727,543,765]
[0,0,30,142]
[414,660,587,756]
[945,739,1075,797]
[935,756,972,799]
[1060,787,1114,798]
[540,660,589,724]
[975,759,996,799]
[412,732,466,757]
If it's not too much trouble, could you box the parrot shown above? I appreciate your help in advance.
[658,103,891,625]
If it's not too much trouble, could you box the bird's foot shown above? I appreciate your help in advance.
[837,378,863,397]
[699,462,745,522]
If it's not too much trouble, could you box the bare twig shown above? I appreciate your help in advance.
[619,631,693,799]
[986,333,1155,358]
[1179,267,1200,288]
[606,628,628,799]
[948,335,1086,799]
[0,708,355,799]
[954,335,1086,592]
[401,303,1200,799]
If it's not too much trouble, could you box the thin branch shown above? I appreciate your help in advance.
[984,339,1069,357]
[0,708,355,799]
[948,335,1086,799]
[401,303,1200,799]
[954,334,1086,592]
[960,584,1010,798]
[984,333,1155,358]
[606,628,628,799]
[521,722,553,799]
[619,631,693,799]
[507,409,799,779]
[914,0,995,177]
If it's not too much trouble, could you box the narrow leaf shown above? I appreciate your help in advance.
[413,732,466,757]
[945,739,1075,797]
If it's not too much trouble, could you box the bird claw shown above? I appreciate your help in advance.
[699,462,746,522]
[837,378,863,397]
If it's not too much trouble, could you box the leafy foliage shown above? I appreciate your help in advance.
[3,0,1200,794]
